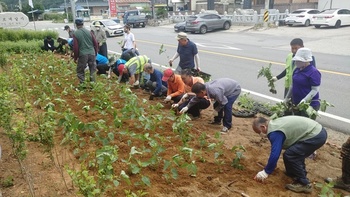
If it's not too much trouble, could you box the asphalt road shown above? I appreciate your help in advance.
[23,21,350,134]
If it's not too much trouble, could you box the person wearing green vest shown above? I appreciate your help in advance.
[252,116,327,193]
[118,55,151,86]
[272,38,316,97]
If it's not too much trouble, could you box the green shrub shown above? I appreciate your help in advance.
[0,40,43,53]
[43,13,66,22]
[0,29,58,42]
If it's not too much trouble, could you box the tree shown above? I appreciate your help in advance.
[0,1,8,11]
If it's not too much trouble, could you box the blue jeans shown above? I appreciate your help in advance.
[283,128,327,185]
[213,94,240,129]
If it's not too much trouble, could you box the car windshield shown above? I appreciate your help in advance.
[292,10,306,14]
[102,20,118,26]
[320,10,336,14]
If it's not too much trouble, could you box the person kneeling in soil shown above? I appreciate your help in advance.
[325,137,350,192]
[172,69,210,119]
[96,54,109,75]
[118,55,151,86]
[143,64,168,99]
[252,116,328,193]
[162,68,185,104]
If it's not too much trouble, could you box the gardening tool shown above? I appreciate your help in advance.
[226,181,250,197]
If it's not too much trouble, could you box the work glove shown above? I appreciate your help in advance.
[196,67,201,72]
[172,103,179,108]
[271,76,278,82]
[254,170,268,182]
[133,80,140,86]
[164,95,172,102]
[99,42,103,47]
[179,106,189,114]
[182,93,188,99]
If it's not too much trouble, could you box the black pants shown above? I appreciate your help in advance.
[98,43,108,58]
[179,96,210,117]
[96,64,109,75]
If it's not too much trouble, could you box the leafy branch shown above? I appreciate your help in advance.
[257,63,277,94]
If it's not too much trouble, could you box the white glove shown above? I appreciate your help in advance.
[254,170,268,182]
[271,76,278,82]
[179,106,189,114]
[172,103,179,108]
[182,93,188,99]
[164,96,172,102]
[298,99,306,105]
[212,110,218,117]
[133,80,140,86]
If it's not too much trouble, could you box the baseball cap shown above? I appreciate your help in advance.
[176,32,187,40]
[64,25,70,30]
[75,18,84,26]
[118,64,125,76]
[292,48,313,62]
[162,68,174,81]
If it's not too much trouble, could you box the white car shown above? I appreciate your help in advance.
[285,9,320,27]
[90,19,124,37]
[311,8,350,28]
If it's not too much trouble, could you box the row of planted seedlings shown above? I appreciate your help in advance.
[0,52,246,196]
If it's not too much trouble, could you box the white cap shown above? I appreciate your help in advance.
[292,48,313,62]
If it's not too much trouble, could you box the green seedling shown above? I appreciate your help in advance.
[257,63,277,94]
[231,145,246,170]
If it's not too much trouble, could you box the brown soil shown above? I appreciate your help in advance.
[0,54,349,197]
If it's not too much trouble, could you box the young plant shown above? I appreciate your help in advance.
[231,145,246,170]
[257,63,277,94]
[315,182,341,197]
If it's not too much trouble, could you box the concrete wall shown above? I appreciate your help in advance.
[252,2,317,13]
[318,0,350,10]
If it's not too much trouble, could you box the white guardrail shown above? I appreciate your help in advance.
[170,9,289,25]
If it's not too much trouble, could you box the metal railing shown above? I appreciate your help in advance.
[170,9,289,25]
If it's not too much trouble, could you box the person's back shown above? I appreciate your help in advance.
[74,28,95,57]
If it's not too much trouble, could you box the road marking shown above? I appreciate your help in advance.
[196,43,242,50]
[108,50,350,127]
[138,40,350,77]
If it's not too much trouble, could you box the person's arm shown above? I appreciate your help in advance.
[276,69,286,80]
[284,84,292,102]
[90,32,99,55]
[73,35,79,61]
[170,52,179,62]
[194,54,200,70]
[264,131,285,174]
[301,86,320,103]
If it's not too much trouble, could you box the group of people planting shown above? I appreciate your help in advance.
[63,18,349,194]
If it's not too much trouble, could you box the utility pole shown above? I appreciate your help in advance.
[263,0,269,28]
[71,0,77,27]
[64,0,69,21]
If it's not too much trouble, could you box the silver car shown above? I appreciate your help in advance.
[185,13,231,34]
[90,19,124,37]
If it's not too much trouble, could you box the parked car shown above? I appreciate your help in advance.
[311,8,350,28]
[284,9,320,27]
[90,19,124,37]
[185,13,231,34]
[174,21,187,32]
[123,10,148,28]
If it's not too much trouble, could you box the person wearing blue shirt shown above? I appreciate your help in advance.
[252,116,327,194]
[169,32,200,74]
[143,64,167,99]
[111,58,129,83]
[96,54,109,75]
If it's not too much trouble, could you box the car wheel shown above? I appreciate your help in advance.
[142,24,146,28]
[105,31,110,38]
[314,25,321,28]
[199,25,207,34]
[304,19,310,27]
[287,24,293,27]
[223,21,230,30]
[335,20,341,28]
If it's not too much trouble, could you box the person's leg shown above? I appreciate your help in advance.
[284,128,327,185]
[175,66,182,74]
[213,101,223,123]
[96,64,109,75]
[144,80,153,91]
[186,98,210,117]
[172,94,184,103]
[87,54,97,82]
[222,94,239,129]
[99,43,108,58]
[77,55,88,84]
